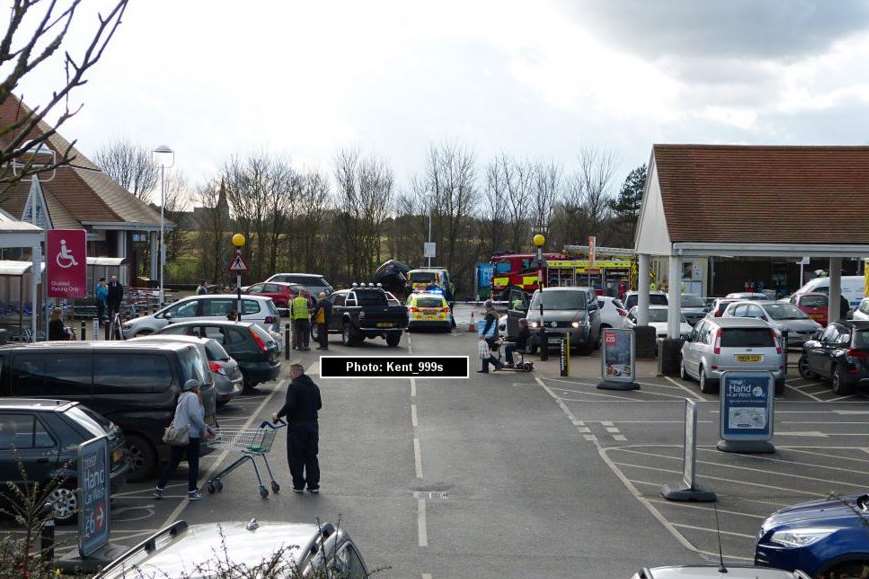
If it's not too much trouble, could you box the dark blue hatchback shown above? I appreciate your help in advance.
[755,493,869,577]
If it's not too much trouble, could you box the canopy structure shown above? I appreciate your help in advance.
[0,211,42,339]
[634,144,869,339]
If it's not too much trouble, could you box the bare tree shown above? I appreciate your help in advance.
[161,171,191,263]
[0,0,129,186]
[575,147,616,234]
[334,148,393,281]
[483,158,509,254]
[196,178,231,284]
[532,161,560,240]
[94,138,159,202]
[491,154,533,252]
[292,170,331,274]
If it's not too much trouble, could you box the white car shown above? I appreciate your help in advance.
[631,565,808,578]
[598,296,633,330]
[123,294,281,339]
[629,305,691,338]
[853,297,869,321]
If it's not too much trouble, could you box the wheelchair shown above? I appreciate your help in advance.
[490,338,534,372]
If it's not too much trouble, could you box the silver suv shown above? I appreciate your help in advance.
[680,317,785,395]
[525,287,601,354]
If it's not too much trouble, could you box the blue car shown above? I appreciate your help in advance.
[755,493,869,577]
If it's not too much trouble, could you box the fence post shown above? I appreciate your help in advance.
[80,320,86,341]
[285,323,291,361]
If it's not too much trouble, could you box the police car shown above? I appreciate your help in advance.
[406,292,452,332]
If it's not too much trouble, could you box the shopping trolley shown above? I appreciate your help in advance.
[206,418,286,499]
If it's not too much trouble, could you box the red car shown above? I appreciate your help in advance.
[789,292,830,326]
[244,281,305,308]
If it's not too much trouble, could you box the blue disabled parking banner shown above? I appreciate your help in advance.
[720,372,774,441]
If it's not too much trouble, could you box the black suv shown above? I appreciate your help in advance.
[327,286,409,347]
[0,342,217,481]
[155,321,282,388]
[0,399,128,523]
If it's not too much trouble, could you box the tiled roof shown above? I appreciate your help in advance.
[0,95,163,228]
[653,144,869,245]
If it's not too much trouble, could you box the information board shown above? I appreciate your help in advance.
[78,436,110,557]
[600,328,634,383]
[720,371,774,441]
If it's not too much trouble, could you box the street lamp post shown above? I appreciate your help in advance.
[231,233,246,319]
[152,145,174,306]
[532,234,548,361]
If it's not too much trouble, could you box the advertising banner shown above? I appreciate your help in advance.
[720,372,774,441]
[78,436,110,557]
[47,229,87,299]
[600,328,634,382]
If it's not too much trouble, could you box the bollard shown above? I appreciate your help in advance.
[782,330,789,381]
[104,318,110,341]
[40,501,55,562]
[560,336,568,377]
[284,323,291,361]
[539,326,549,361]
[80,320,86,341]
[93,318,99,342]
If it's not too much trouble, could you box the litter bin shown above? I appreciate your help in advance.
[657,337,684,377]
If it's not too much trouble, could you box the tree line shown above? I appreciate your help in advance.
[96,140,646,298]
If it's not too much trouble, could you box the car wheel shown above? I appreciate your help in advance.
[341,324,353,347]
[821,561,869,579]
[680,359,690,381]
[386,333,401,347]
[699,366,717,394]
[125,434,157,482]
[797,355,815,379]
[48,485,78,524]
[832,365,854,395]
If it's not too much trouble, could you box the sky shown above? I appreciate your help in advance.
[13,0,869,203]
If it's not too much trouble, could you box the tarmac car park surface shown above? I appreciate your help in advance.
[2,305,868,578]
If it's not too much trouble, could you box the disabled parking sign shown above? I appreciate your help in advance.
[720,371,774,442]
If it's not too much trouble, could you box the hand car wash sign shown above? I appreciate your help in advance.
[47,229,87,298]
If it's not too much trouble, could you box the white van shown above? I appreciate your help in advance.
[795,276,865,310]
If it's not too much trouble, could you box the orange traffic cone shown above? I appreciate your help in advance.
[468,310,476,333]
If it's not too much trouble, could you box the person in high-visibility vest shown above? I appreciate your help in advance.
[291,291,311,351]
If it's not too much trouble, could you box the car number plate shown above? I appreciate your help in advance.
[377,322,394,328]
[736,354,763,363]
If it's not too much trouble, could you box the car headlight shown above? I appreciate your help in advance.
[769,528,835,548]
[529,321,539,329]
[571,321,580,328]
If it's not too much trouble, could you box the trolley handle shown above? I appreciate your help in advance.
[260,418,287,430]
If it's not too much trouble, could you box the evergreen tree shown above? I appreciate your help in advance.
[609,163,646,244]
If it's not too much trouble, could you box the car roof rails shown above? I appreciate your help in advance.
[95,521,189,577]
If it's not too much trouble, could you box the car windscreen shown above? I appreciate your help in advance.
[721,328,775,347]
[539,291,586,310]
[764,304,808,320]
[354,290,387,306]
[800,295,827,308]
[409,272,437,283]
[650,294,668,306]
[681,295,705,308]
[280,275,326,286]
[416,297,444,308]
[648,309,668,323]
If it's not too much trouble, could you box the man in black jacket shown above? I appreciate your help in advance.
[107,275,124,318]
[273,363,322,494]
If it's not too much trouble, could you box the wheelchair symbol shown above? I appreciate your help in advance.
[56,239,79,269]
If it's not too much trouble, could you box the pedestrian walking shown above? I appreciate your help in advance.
[107,275,124,319]
[95,277,108,323]
[196,280,209,295]
[154,379,216,501]
[313,292,331,350]
[273,363,322,494]
[291,291,310,351]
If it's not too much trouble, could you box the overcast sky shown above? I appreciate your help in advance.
[16,0,869,201]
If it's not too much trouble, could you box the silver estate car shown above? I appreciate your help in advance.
[680,317,786,395]
[722,301,822,347]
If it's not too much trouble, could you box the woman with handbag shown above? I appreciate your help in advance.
[153,379,215,501]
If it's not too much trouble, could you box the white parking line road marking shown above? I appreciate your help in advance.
[411,404,418,428]
[601,421,614,426]
[828,394,857,402]
[664,377,706,401]
[583,434,597,441]
[417,498,428,547]
[776,431,828,437]
[645,498,765,519]
[605,427,620,433]
[410,377,417,398]
[785,383,823,401]
[672,523,756,540]
[413,438,423,479]
[613,434,627,441]
[422,574,433,579]
[791,381,824,390]
[835,410,869,415]
[694,447,869,477]
[785,447,869,463]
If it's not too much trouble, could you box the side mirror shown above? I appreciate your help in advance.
[164,313,173,322]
